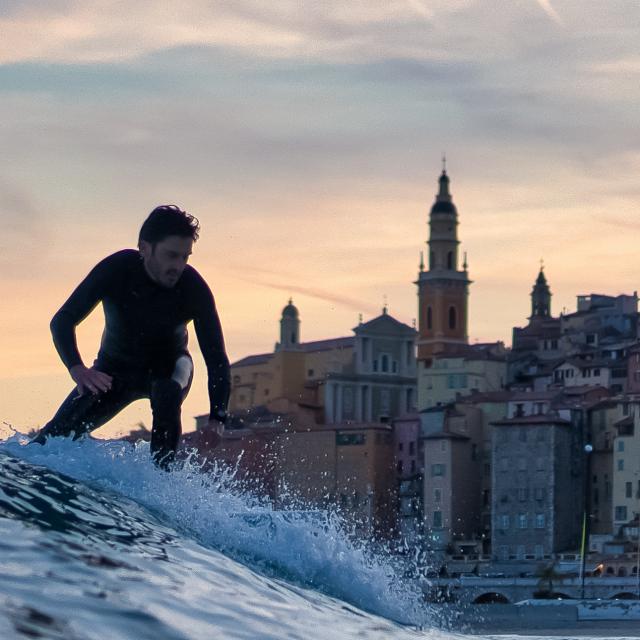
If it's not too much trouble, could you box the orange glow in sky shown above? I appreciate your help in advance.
[1,1,639,435]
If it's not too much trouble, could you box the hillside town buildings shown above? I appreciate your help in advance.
[177,166,640,580]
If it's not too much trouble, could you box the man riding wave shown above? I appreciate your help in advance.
[32,205,230,467]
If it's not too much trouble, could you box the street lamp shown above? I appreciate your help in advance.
[580,443,593,600]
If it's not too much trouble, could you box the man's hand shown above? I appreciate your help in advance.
[70,364,113,396]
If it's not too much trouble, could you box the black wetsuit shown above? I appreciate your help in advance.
[33,249,230,465]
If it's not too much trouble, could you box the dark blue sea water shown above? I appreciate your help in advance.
[0,434,436,639]
[0,434,621,639]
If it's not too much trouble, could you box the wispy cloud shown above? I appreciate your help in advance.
[534,0,563,26]
[229,272,380,315]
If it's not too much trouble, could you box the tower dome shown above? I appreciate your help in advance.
[282,298,299,319]
[276,298,301,351]
[430,170,458,215]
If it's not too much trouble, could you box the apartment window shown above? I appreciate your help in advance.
[433,511,443,528]
[381,354,389,373]
[397,460,403,474]
[441,440,447,452]
[500,514,510,529]
[618,440,625,452]
[500,457,509,472]
[534,488,546,501]
[516,545,525,560]
[535,514,545,529]
[536,458,545,472]
[517,457,527,472]
[398,442,404,452]
[517,488,528,502]
[515,404,524,417]
[432,464,445,477]
[518,514,528,529]
[410,460,416,473]
[434,488,442,503]
[307,369,315,377]
[593,368,600,376]
[535,545,544,559]
[615,506,628,521]
[626,482,633,499]
[447,373,467,389]
[618,459,624,471]
[409,441,415,455]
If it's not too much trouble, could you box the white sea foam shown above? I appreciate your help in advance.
[2,434,429,627]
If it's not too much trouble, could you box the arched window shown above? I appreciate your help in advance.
[427,306,433,330]
[447,251,453,270]
[449,306,457,330]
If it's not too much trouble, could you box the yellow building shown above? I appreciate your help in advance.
[228,299,353,420]
[612,402,640,533]
[417,343,507,410]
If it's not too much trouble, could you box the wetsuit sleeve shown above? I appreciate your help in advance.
[50,255,116,370]
[192,278,231,422]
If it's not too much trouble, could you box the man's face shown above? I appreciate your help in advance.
[140,235,193,288]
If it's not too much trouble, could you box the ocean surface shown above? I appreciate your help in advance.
[0,432,627,639]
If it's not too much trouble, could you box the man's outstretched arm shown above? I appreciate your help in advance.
[50,256,115,394]
[192,279,231,432]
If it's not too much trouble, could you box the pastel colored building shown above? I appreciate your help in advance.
[324,309,417,424]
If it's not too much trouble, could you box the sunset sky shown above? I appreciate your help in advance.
[1,1,639,436]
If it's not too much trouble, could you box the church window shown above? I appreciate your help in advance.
[291,332,296,343]
[447,251,453,269]
[427,306,433,330]
[381,354,389,372]
[448,306,457,329]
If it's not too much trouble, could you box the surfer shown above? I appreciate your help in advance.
[31,205,231,467]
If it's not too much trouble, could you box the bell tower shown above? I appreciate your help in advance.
[275,298,301,351]
[416,164,471,362]
[530,266,551,319]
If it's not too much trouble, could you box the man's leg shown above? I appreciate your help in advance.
[32,377,141,444]
[149,355,193,468]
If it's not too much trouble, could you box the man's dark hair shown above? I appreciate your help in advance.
[138,205,200,246]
